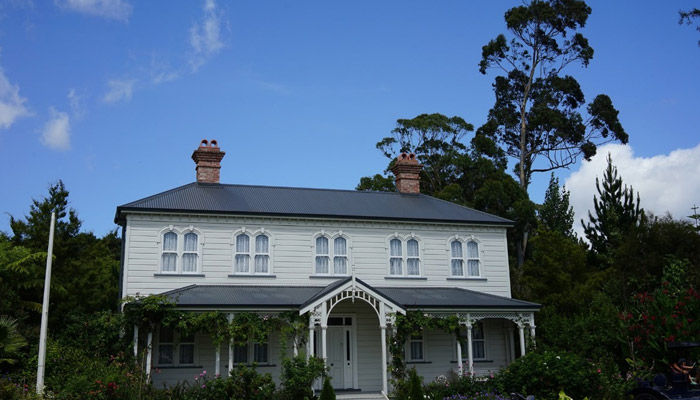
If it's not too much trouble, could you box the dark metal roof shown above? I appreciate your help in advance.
[159,283,539,310]
[299,277,405,311]
[115,182,512,225]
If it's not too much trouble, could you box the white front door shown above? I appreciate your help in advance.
[326,316,354,389]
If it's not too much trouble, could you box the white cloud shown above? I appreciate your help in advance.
[149,58,179,85]
[40,107,71,151]
[55,0,132,21]
[102,79,136,103]
[67,88,86,119]
[566,143,700,238]
[0,66,31,129]
[189,0,225,71]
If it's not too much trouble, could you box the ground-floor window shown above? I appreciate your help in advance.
[407,333,425,362]
[459,321,486,360]
[157,327,195,366]
[233,338,269,365]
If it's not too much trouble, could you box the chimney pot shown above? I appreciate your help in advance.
[192,139,225,183]
[390,152,422,194]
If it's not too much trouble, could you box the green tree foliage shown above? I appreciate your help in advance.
[539,173,575,237]
[622,259,700,372]
[6,181,120,330]
[0,316,27,365]
[356,173,396,192]
[521,228,587,306]
[478,0,628,276]
[478,0,628,190]
[679,8,700,46]
[582,154,643,268]
[615,214,700,296]
[319,376,336,400]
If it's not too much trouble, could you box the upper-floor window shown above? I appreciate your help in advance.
[314,233,349,276]
[450,238,480,277]
[234,231,271,275]
[388,236,421,277]
[160,228,201,274]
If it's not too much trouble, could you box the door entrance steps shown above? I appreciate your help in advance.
[335,392,387,400]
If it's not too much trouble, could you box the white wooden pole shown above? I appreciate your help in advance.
[456,335,463,376]
[215,343,221,376]
[146,331,153,379]
[36,212,56,395]
[133,325,139,358]
[228,313,234,376]
[380,326,388,394]
[466,325,474,374]
[518,325,526,357]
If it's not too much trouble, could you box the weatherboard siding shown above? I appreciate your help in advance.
[122,214,512,298]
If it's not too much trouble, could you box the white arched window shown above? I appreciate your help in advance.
[388,235,421,277]
[233,231,272,275]
[159,228,201,274]
[449,238,481,278]
[313,233,351,276]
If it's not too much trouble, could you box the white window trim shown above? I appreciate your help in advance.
[158,226,204,274]
[231,336,271,365]
[447,235,482,278]
[406,331,426,362]
[155,327,198,367]
[311,231,352,277]
[456,321,487,361]
[385,233,423,277]
[231,228,274,276]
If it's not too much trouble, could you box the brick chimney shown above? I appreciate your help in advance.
[390,153,422,194]
[192,139,225,184]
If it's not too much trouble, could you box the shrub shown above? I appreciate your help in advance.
[424,371,502,400]
[406,367,424,400]
[168,367,275,400]
[498,350,601,400]
[278,355,326,400]
[319,376,335,400]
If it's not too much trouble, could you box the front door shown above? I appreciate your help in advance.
[326,316,354,389]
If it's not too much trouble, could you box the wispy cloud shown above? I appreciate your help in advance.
[55,0,132,22]
[40,107,71,151]
[566,143,700,238]
[257,80,291,96]
[103,78,136,103]
[149,57,179,85]
[0,66,31,129]
[189,0,225,71]
[67,88,86,119]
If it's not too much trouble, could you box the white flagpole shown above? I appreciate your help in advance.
[36,212,56,394]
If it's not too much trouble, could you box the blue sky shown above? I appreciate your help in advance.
[1,0,699,237]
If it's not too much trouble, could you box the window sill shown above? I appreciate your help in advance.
[447,277,487,281]
[154,273,205,277]
[384,276,428,280]
[406,360,432,364]
[309,275,349,279]
[228,274,276,278]
[154,365,203,369]
[225,364,276,368]
[450,360,493,364]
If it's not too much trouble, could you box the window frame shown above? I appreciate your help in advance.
[158,227,203,275]
[232,228,274,276]
[156,326,198,367]
[231,337,270,366]
[457,321,487,361]
[447,235,482,278]
[386,234,423,277]
[311,231,352,277]
[406,332,426,362]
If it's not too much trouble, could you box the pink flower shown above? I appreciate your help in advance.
[597,368,601,373]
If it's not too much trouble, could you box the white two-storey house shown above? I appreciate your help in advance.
[115,140,539,395]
